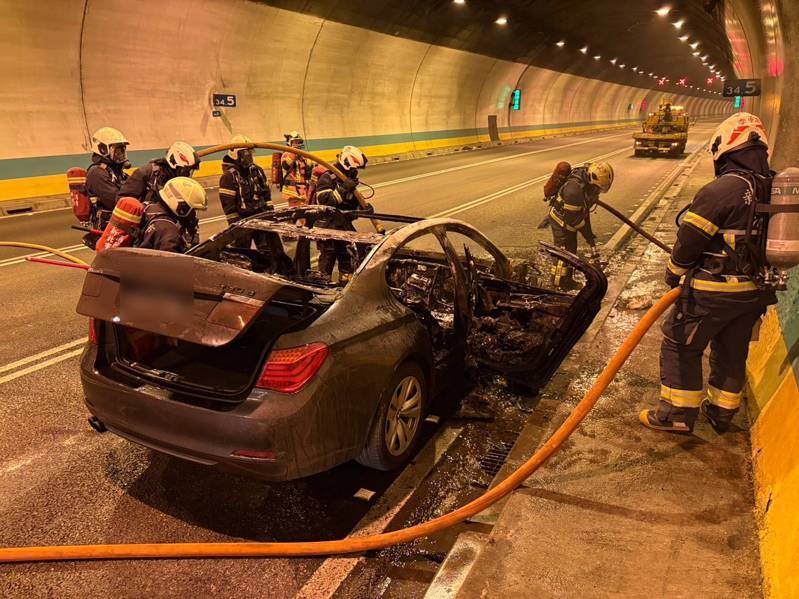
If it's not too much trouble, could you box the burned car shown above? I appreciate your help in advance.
[77,207,606,480]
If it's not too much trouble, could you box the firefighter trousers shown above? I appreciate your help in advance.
[549,218,578,288]
[318,240,354,277]
[657,288,769,425]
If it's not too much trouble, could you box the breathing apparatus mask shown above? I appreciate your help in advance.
[237,149,254,168]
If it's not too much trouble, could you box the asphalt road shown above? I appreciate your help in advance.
[0,121,721,598]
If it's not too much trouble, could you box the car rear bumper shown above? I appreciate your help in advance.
[80,347,357,480]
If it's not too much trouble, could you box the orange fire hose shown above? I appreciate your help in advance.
[0,242,90,267]
[197,142,386,234]
[0,287,680,564]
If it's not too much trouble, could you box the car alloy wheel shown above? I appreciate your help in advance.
[384,375,422,456]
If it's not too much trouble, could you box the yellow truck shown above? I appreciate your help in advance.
[633,102,688,157]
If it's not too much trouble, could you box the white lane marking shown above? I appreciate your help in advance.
[0,347,84,385]
[429,146,630,219]
[0,338,87,374]
[297,425,464,599]
[369,131,632,190]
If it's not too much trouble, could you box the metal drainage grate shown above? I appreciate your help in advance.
[478,440,515,478]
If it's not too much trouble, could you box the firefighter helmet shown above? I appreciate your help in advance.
[338,146,368,171]
[284,131,305,149]
[159,177,207,218]
[166,141,200,176]
[709,112,769,161]
[91,127,129,164]
[587,162,614,193]
[228,134,254,161]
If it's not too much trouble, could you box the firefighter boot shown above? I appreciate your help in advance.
[639,401,698,434]
[700,400,737,434]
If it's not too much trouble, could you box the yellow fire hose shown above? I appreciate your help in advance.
[197,142,386,234]
[0,242,90,267]
[0,287,681,563]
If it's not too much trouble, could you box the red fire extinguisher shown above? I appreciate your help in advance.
[96,197,145,252]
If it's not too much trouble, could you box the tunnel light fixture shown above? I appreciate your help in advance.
[593,55,601,60]
[556,40,565,47]
[580,46,588,54]
[655,6,671,17]
[679,35,689,42]
[692,51,700,56]
[453,0,465,4]
[709,64,716,70]
[701,54,708,60]
[689,41,699,49]
[610,58,617,64]
[619,64,626,69]
[672,19,685,30]
[495,16,508,25]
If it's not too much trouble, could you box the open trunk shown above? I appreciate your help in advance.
[78,248,324,401]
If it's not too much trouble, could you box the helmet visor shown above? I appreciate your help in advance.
[175,164,200,177]
[110,143,128,164]
[237,149,254,167]
[174,200,195,219]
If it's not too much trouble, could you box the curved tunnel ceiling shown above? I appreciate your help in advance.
[256,0,733,98]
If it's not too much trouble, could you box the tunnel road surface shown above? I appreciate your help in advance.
[0,120,720,598]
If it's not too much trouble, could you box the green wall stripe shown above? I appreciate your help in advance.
[0,117,637,181]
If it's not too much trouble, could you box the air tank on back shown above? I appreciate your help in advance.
[767,167,799,287]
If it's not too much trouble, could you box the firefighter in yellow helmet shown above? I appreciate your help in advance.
[138,177,207,253]
[281,131,312,208]
[640,112,776,434]
[548,161,614,289]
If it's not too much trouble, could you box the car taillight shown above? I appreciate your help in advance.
[88,317,98,344]
[256,343,329,393]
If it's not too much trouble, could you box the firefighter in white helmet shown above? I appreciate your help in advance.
[138,177,207,253]
[86,127,130,229]
[119,141,201,205]
[548,161,614,289]
[313,145,371,279]
[217,135,288,270]
[219,135,271,224]
[640,112,776,434]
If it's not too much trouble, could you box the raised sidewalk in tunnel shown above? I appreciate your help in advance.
[432,152,763,598]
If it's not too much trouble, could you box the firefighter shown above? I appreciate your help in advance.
[314,145,370,279]
[119,141,201,204]
[281,131,312,208]
[548,162,614,289]
[138,177,207,253]
[218,135,271,224]
[640,112,776,434]
[217,134,287,267]
[85,127,130,229]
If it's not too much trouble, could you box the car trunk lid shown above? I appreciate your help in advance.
[77,247,299,347]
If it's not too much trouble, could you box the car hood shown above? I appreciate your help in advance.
[76,248,314,347]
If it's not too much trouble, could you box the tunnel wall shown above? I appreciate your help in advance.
[731,0,799,596]
[0,0,729,203]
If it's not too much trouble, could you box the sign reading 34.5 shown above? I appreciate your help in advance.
[212,94,237,107]
[722,79,761,98]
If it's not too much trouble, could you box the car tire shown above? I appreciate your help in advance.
[357,362,427,471]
